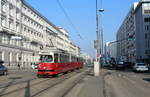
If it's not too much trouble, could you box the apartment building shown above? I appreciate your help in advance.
[0,0,80,68]
[104,42,117,65]
[117,0,150,63]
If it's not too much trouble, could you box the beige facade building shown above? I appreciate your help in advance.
[0,0,80,69]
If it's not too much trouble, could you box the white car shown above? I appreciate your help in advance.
[133,63,149,72]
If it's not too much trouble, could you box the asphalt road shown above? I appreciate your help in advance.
[0,69,37,88]
[0,68,150,97]
[0,68,89,97]
[104,69,150,97]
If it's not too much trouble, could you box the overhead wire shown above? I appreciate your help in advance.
[56,0,95,56]
[56,0,83,40]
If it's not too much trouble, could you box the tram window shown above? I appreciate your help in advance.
[66,55,69,62]
[40,55,53,62]
[60,54,63,63]
[60,54,65,63]
[59,54,69,63]
[71,56,77,62]
[77,58,79,61]
[54,54,59,63]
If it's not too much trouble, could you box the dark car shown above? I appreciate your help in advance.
[124,62,134,68]
[115,62,126,70]
[0,65,8,75]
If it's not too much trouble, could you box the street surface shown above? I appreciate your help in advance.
[104,69,150,97]
[0,68,90,97]
[0,68,150,97]
[0,69,37,88]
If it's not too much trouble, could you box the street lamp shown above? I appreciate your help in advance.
[99,9,104,12]
[99,8,104,67]
[94,0,104,76]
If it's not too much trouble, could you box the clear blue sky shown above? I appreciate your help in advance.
[25,0,139,57]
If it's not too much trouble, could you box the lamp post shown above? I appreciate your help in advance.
[99,8,104,67]
[94,0,104,76]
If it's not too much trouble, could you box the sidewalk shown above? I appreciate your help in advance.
[78,76,104,97]
[8,68,36,71]
[66,69,105,97]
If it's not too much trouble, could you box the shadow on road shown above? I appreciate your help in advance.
[24,80,31,97]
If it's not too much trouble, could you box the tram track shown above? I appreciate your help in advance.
[0,69,86,97]
[31,69,90,97]
[31,68,91,97]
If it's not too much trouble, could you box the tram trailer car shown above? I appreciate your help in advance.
[37,52,83,77]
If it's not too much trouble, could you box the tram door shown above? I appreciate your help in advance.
[54,53,59,63]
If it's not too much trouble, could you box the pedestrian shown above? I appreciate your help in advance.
[0,60,4,65]
[18,63,20,70]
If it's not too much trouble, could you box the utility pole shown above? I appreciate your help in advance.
[94,0,100,76]
[94,0,104,76]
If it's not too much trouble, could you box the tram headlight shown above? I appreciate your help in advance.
[43,67,46,70]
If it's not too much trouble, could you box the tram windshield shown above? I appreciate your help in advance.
[40,55,53,62]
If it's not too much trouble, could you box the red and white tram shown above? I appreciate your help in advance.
[37,49,83,77]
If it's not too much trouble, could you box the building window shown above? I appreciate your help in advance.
[28,18,30,22]
[31,30,33,34]
[31,20,33,24]
[144,17,150,22]
[28,29,30,33]
[1,0,7,13]
[34,32,36,35]
[145,33,150,39]
[24,26,27,31]
[9,20,13,29]
[146,50,148,55]
[16,8,20,19]
[144,10,150,14]
[1,16,6,27]
[145,25,149,31]
[16,22,20,32]
[24,16,27,21]
[9,4,13,16]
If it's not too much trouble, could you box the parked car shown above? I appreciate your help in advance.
[133,63,149,72]
[115,62,126,70]
[124,62,134,68]
[0,65,8,75]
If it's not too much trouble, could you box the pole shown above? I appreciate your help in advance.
[94,0,100,76]
[96,0,99,61]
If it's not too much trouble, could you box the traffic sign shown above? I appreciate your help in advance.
[94,40,98,49]
[11,36,22,40]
